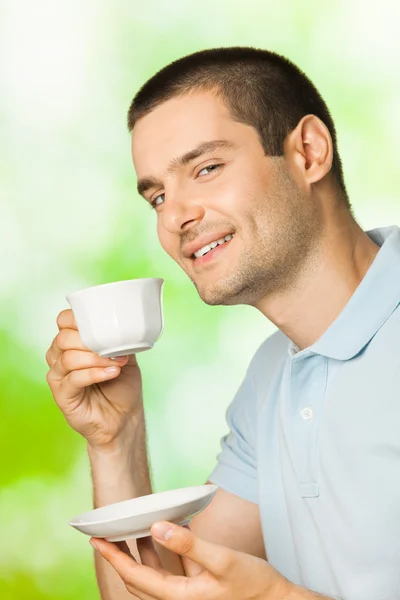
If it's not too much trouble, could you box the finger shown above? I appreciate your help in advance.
[50,349,128,381]
[58,365,123,399]
[55,328,90,353]
[57,309,78,331]
[151,521,234,578]
[181,554,205,578]
[46,328,88,367]
[91,538,177,599]
[92,540,159,600]
[180,525,204,577]
[46,338,63,366]
[137,536,164,571]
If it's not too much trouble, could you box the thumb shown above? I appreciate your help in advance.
[150,521,232,578]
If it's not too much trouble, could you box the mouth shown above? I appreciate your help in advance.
[191,233,235,267]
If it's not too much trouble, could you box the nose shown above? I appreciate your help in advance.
[161,191,205,234]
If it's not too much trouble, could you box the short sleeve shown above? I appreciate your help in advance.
[208,367,258,504]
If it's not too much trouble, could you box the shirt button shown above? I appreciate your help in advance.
[301,406,313,420]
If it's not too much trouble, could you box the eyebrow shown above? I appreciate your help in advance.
[136,139,237,197]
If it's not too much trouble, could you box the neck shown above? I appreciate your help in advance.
[255,208,380,350]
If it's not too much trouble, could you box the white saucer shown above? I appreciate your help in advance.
[69,484,218,542]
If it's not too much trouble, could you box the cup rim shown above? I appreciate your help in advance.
[66,278,164,302]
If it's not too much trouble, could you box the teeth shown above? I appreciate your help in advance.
[194,233,234,258]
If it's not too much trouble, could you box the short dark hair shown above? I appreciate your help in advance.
[128,46,349,203]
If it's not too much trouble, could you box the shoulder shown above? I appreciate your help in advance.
[233,329,289,411]
[249,329,289,379]
[225,329,288,426]
[363,302,400,368]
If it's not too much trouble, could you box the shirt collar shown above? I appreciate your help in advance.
[301,225,400,361]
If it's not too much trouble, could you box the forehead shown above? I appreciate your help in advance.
[131,91,237,175]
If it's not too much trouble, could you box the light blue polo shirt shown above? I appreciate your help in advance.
[208,225,400,600]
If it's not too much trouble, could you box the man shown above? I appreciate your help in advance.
[45,47,400,600]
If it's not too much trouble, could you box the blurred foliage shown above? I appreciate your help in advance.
[1,0,399,597]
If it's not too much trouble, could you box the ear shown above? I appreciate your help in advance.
[284,115,333,189]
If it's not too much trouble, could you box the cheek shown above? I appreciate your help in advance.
[219,165,262,208]
[207,177,248,214]
[157,225,178,259]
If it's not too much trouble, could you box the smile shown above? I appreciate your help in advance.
[192,234,235,267]
[193,233,235,258]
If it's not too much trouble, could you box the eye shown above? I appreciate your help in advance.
[198,164,222,177]
[148,164,222,209]
[150,193,165,210]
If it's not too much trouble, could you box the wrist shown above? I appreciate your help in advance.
[87,413,145,458]
[87,416,152,508]
[87,437,135,460]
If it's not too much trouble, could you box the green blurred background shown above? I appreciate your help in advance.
[1,0,399,597]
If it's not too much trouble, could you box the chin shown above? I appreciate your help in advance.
[194,280,248,307]
[193,282,225,306]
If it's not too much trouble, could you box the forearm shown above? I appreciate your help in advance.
[88,411,152,600]
[88,410,184,600]
[89,412,152,508]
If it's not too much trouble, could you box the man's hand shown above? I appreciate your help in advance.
[89,521,300,600]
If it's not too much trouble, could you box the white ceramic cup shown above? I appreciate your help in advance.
[66,278,164,358]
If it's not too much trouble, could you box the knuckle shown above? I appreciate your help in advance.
[46,369,58,392]
[67,369,84,389]
[45,349,51,365]
[56,310,67,328]
[180,537,195,556]
[46,347,57,365]
[125,583,135,595]
[58,352,67,371]
[68,369,80,384]
[56,329,69,351]
[61,349,76,371]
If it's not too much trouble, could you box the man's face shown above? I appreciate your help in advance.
[132,91,321,307]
